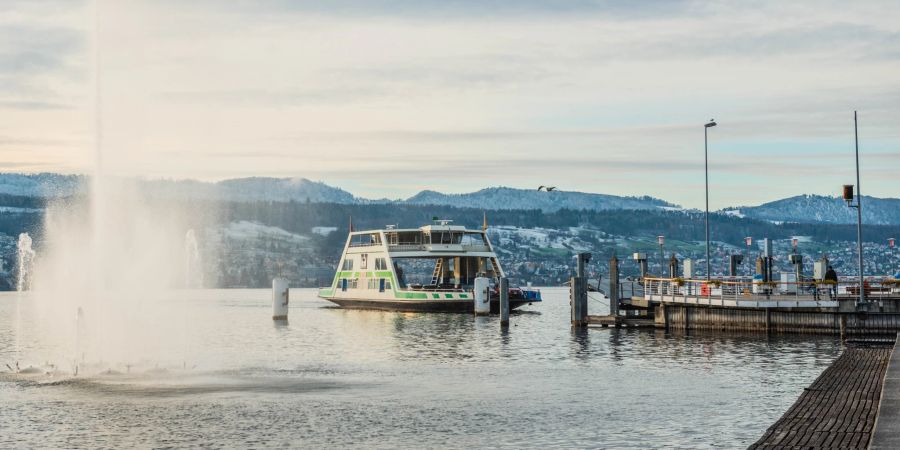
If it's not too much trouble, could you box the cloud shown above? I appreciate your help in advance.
[178,0,695,20]
[1,0,900,209]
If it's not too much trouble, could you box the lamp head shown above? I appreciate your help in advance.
[705,120,717,128]
[842,184,854,206]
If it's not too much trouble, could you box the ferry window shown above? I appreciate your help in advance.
[342,258,353,271]
[385,280,391,290]
[360,254,368,269]
[375,258,387,270]
[461,233,486,245]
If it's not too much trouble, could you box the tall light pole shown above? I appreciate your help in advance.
[842,111,865,305]
[704,119,717,280]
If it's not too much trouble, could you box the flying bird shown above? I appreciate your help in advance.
[537,186,557,192]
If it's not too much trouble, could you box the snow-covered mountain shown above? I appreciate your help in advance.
[724,194,900,225]
[0,174,675,211]
[2,174,897,223]
[142,177,357,203]
[405,187,674,212]
[0,174,357,203]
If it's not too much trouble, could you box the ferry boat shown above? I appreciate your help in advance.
[317,220,542,312]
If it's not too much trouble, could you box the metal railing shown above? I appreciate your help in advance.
[387,244,492,252]
[643,277,900,308]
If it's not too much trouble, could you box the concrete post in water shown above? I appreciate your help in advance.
[633,253,647,278]
[474,277,490,316]
[499,277,509,326]
[668,255,678,278]
[272,278,289,320]
[609,255,619,317]
[570,276,587,327]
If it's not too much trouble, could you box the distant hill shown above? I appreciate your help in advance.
[724,194,900,225]
[0,173,83,197]
[405,187,675,212]
[0,173,358,204]
[138,177,359,203]
[2,174,898,224]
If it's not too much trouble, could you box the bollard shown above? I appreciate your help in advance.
[499,277,509,326]
[272,278,289,320]
[474,277,490,316]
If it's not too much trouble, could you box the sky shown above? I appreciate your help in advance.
[0,0,898,209]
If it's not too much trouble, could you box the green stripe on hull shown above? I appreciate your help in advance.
[395,292,429,299]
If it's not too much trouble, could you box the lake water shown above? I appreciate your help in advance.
[0,288,842,448]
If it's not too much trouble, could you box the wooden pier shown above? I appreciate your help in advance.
[750,339,894,449]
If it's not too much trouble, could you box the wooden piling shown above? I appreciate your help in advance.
[499,277,509,327]
[571,277,587,327]
[609,255,619,317]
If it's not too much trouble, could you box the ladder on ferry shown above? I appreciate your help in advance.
[430,259,443,285]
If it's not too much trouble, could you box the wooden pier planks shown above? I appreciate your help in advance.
[749,343,892,449]
[870,337,900,449]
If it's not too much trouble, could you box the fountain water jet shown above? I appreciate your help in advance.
[16,232,35,291]
[23,0,216,369]
[184,229,203,288]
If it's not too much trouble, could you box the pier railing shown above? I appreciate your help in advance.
[643,277,900,308]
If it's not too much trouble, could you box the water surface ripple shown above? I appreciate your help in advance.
[0,288,841,448]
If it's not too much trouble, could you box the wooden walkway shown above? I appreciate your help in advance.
[749,343,893,449]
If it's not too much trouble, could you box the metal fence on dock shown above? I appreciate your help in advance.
[643,277,900,308]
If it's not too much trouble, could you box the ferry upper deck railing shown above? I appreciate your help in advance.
[386,243,492,253]
[643,277,900,308]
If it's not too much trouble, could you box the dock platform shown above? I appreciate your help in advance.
[749,340,893,449]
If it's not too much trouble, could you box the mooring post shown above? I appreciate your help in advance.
[839,315,847,340]
[609,255,619,317]
[499,277,509,326]
[272,278,289,320]
[474,277,490,316]
[661,303,669,331]
[571,276,587,327]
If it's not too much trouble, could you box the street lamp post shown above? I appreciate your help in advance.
[842,111,865,305]
[704,119,717,281]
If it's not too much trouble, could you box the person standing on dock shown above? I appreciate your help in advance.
[825,266,838,298]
